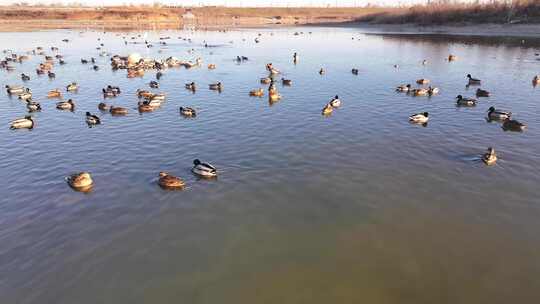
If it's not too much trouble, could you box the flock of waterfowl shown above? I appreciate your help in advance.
[1,31,535,192]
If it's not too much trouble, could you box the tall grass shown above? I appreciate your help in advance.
[357,0,540,25]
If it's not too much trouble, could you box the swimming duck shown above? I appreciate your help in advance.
[102,89,118,98]
[416,78,430,85]
[448,55,458,61]
[98,102,109,111]
[412,88,429,96]
[467,74,481,85]
[533,75,540,85]
[137,89,154,99]
[56,99,75,110]
[26,100,41,112]
[6,85,25,95]
[476,88,490,97]
[482,147,497,166]
[149,81,159,89]
[148,93,166,102]
[281,78,292,86]
[260,77,272,84]
[158,172,185,189]
[209,82,223,91]
[86,112,101,125]
[422,60,428,65]
[268,86,281,101]
[322,103,333,115]
[66,82,78,92]
[266,63,280,75]
[351,68,359,75]
[319,68,325,75]
[21,73,30,81]
[502,118,526,132]
[329,95,341,107]
[456,95,477,106]
[109,106,128,115]
[428,86,440,95]
[185,82,196,92]
[81,58,88,64]
[47,89,62,98]
[208,64,216,70]
[10,115,35,129]
[249,88,264,97]
[47,71,55,79]
[66,172,93,191]
[180,106,196,117]
[192,159,217,178]
[18,88,32,100]
[93,65,99,71]
[396,84,411,92]
[409,112,429,124]
[487,106,511,120]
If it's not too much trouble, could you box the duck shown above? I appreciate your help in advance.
[185,82,196,92]
[281,78,292,86]
[26,100,41,112]
[21,73,30,81]
[260,77,272,84]
[319,68,325,75]
[192,159,217,178]
[180,106,196,117]
[351,68,359,75]
[428,86,440,95]
[416,78,430,85]
[502,118,526,132]
[18,88,32,100]
[98,102,109,111]
[102,89,118,98]
[138,101,157,112]
[6,85,25,95]
[149,80,159,89]
[10,115,35,129]
[482,147,497,166]
[268,86,281,101]
[208,64,216,69]
[85,112,101,125]
[66,172,93,190]
[47,89,62,98]
[476,88,490,97]
[533,75,540,85]
[148,93,166,102]
[422,60,428,65]
[109,106,128,115]
[322,103,333,115]
[47,71,55,79]
[396,84,411,92]
[56,99,75,110]
[137,89,154,99]
[409,112,429,124]
[93,65,99,71]
[467,74,481,85]
[456,95,477,106]
[266,63,280,75]
[412,88,429,96]
[158,172,185,189]
[81,58,88,64]
[329,95,341,107]
[487,106,511,120]
[448,55,458,61]
[209,82,223,91]
[249,88,264,97]
[66,82,78,92]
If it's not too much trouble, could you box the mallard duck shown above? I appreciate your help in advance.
[351,68,359,75]
[86,112,101,125]
[66,172,93,190]
[281,78,292,86]
[422,60,428,65]
[47,71,55,79]
[10,115,35,129]
[487,106,511,120]
[467,74,481,85]
[329,95,341,107]
[47,89,62,98]
[428,86,440,95]
[319,68,325,75]
[412,88,429,96]
[533,75,540,85]
[81,58,88,64]
[102,89,118,98]
[456,95,477,106]
[66,82,78,92]
[409,112,429,124]
[149,80,159,89]
[26,100,41,112]
[98,102,109,111]
[110,106,128,115]
[192,159,217,178]
[18,89,32,100]
[21,73,30,81]
[158,172,185,189]
[482,147,497,166]
[476,88,490,97]
[56,99,75,110]
[322,103,333,115]
[209,82,223,90]
[137,89,153,99]
[93,65,99,71]
[260,77,272,84]
[448,55,458,61]
[268,86,281,101]
[416,78,430,85]
[185,82,196,92]
[138,101,156,112]
[502,118,526,132]
[6,85,25,95]
[249,88,264,97]
[208,64,216,69]
[396,84,411,92]
[180,106,196,117]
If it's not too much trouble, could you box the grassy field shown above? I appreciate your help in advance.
[355,0,540,25]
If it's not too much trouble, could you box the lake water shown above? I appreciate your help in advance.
[1,27,540,303]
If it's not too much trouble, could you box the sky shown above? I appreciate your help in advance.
[0,0,432,7]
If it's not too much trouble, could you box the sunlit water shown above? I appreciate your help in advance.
[1,27,540,303]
